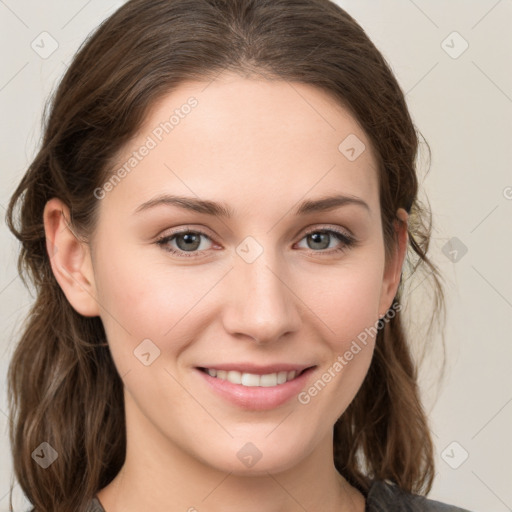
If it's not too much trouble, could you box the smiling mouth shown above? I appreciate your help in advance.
[197,367,312,387]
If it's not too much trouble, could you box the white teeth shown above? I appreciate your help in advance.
[205,368,302,386]
[241,373,261,387]
[277,371,288,384]
[227,370,242,384]
[260,373,277,387]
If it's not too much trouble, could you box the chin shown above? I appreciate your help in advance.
[195,434,313,476]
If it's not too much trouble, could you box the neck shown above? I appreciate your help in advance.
[97,393,365,512]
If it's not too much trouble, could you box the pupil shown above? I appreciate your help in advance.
[309,232,329,250]
[178,233,200,251]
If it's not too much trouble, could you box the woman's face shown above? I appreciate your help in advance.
[79,73,405,474]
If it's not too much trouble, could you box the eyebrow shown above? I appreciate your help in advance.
[134,193,370,217]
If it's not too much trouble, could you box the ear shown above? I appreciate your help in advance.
[378,208,409,318]
[43,198,100,317]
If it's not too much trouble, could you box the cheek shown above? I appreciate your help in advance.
[292,273,382,442]
[295,259,383,409]
[92,238,223,367]
[299,258,384,345]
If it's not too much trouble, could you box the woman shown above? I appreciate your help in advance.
[6,0,472,510]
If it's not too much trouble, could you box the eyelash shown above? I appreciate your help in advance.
[155,226,357,258]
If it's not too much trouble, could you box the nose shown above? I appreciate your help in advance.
[221,248,302,345]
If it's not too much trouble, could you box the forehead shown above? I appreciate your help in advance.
[101,73,380,219]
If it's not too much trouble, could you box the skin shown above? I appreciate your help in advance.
[44,72,408,512]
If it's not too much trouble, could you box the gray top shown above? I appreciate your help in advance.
[87,480,473,511]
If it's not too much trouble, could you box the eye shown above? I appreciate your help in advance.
[156,226,356,258]
[156,229,214,257]
[295,228,356,254]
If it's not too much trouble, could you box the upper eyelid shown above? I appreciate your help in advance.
[156,226,216,243]
[157,225,354,248]
[158,223,353,238]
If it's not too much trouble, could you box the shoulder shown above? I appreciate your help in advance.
[86,497,105,512]
[36,484,475,512]
[365,480,474,512]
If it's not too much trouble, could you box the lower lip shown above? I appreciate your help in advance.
[196,367,316,411]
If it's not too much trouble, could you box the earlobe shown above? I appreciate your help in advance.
[43,198,100,317]
[378,208,409,318]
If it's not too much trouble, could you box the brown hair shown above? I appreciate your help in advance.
[6,0,444,510]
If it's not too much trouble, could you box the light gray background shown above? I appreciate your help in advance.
[1,1,511,510]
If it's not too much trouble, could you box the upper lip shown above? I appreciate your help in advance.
[197,363,316,375]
